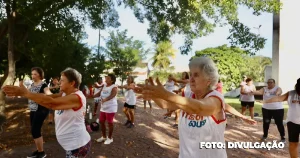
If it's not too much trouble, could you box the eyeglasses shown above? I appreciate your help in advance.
[267,82,274,84]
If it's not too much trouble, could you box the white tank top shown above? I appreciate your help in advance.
[262,86,283,109]
[165,80,175,92]
[54,91,91,151]
[240,85,255,102]
[178,90,227,158]
[125,85,136,105]
[287,90,300,124]
[94,87,101,100]
[100,84,118,113]
[182,84,192,98]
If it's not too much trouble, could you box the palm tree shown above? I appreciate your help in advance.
[151,41,176,70]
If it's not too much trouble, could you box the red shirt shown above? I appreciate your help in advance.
[215,82,223,94]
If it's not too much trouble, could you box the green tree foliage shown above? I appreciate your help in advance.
[194,45,248,91]
[194,45,272,91]
[84,53,106,85]
[151,41,176,70]
[240,56,272,82]
[149,66,175,83]
[123,0,281,54]
[0,0,119,125]
[103,30,148,85]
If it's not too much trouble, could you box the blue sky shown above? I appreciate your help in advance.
[83,5,273,72]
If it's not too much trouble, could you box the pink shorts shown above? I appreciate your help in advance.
[99,112,115,124]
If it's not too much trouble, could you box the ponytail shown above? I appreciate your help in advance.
[295,78,300,94]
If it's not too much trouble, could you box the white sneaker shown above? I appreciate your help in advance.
[96,136,106,143]
[104,138,113,144]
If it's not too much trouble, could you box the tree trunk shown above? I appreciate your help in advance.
[0,0,17,126]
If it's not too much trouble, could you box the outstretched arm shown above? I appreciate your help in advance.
[23,92,81,110]
[252,88,264,95]
[225,103,256,125]
[264,92,289,103]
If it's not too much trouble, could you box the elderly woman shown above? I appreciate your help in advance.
[3,68,91,158]
[136,57,227,158]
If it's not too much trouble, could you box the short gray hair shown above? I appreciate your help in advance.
[189,57,219,90]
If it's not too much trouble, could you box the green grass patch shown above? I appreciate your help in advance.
[225,97,289,119]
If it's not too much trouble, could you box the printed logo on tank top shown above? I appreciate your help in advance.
[57,110,64,115]
[181,94,207,128]
[182,112,207,128]
[102,89,110,94]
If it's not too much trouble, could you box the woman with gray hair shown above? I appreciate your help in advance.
[135,57,227,158]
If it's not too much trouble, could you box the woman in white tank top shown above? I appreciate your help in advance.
[163,74,179,118]
[252,79,285,142]
[167,72,190,128]
[3,68,91,158]
[119,76,136,128]
[240,78,256,119]
[263,78,300,158]
[136,57,227,158]
[92,74,118,145]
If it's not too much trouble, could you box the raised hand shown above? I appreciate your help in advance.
[3,84,28,97]
[141,77,167,99]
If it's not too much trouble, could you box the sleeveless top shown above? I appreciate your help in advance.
[240,85,255,102]
[287,90,300,124]
[178,90,227,158]
[182,84,192,98]
[28,82,48,111]
[125,84,136,105]
[262,86,283,109]
[55,91,91,150]
[165,80,175,92]
[100,84,118,113]
[94,85,103,100]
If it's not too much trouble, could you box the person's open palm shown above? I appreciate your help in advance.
[3,81,28,97]
[242,117,257,125]
[141,77,168,99]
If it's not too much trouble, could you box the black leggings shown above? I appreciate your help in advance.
[30,106,49,139]
[262,108,285,138]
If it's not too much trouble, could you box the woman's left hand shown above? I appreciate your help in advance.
[241,116,257,125]
[3,84,28,97]
[137,77,168,100]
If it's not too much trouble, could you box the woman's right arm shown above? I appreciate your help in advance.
[151,98,179,111]
[264,92,289,103]
[172,77,189,84]
[252,88,264,95]
[240,86,246,94]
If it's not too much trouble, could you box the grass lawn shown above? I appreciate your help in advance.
[225,97,289,119]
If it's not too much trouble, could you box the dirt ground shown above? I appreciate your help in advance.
[0,97,298,158]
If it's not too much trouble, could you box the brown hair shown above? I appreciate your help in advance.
[61,68,82,88]
[182,71,189,79]
[127,76,134,84]
[31,67,44,79]
[52,76,60,81]
[246,78,252,83]
[107,73,116,84]
[296,78,300,94]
